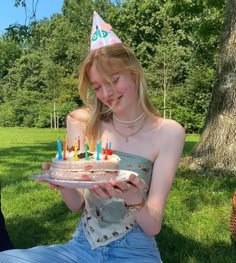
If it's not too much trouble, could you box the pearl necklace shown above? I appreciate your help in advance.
[112,118,146,143]
[113,112,145,124]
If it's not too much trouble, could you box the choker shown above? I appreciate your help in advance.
[113,112,145,124]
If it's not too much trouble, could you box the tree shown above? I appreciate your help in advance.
[14,0,39,24]
[187,0,236,174]
[0,38,22,79]
[146,21,191,119]
[1,0,225,130]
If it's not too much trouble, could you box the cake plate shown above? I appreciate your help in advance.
[33,170,138,189]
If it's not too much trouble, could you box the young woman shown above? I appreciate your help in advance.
[0,42,185,263]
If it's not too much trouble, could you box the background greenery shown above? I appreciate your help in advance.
[0,0,225,133]
[1,128,235,262]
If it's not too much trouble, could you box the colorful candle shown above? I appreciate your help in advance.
[57,139,63,160]
[90,137,96,152]
[74,140,78,160]
[89,138,93,152]
[108,140,112,155]
[66,132,68,151]
[62,138,67,160]
[96,141,100,160]
[77,136,80,150]
[104,139,108,160]
[108,140,112,150]
[99,141,103,153]
[84,141,89,160]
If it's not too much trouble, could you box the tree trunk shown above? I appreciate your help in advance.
[187,0,236,174]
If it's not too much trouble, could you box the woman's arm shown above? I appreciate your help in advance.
[59,188,85,212]
[128,120,185,235]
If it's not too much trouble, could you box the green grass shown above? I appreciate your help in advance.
[0,128,78,246]
[182,134,199,156]
[1,128,235,262]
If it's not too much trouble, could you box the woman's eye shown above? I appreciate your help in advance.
[94,86,101,91]
[113,77,120,84]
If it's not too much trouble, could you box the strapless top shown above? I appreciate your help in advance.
[81,151,153,249]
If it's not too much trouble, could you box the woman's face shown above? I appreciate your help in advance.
[88,63,139,115]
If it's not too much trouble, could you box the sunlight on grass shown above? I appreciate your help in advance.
[1,129,236,262]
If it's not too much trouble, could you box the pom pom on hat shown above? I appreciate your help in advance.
[90,11,122,50]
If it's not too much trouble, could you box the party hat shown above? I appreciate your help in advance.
[90,11,122,50]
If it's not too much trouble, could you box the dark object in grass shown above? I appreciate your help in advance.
[0,189,15,251]
[230,189,236,243]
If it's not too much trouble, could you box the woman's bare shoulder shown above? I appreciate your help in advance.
[67,107,91,123]
[159,118,185,138]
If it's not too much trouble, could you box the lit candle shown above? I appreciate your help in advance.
[66,132,68,151]
[96,141,100,160]
[108,140,112,155]
[108,140,112,150]
[63,138,67,160]
[57,139,63,160]
[77,136,80,150]
[84,141,89,160]
[74,139,78,160]
[104,139,108,160]
[90,137,96,152]
[99,141,103,153]
[89,138,93,152]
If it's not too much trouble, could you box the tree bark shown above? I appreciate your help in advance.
[187,0,236,174]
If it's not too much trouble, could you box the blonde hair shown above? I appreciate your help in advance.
[78,43,160,143]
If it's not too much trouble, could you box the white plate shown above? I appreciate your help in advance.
[34,170,137,189]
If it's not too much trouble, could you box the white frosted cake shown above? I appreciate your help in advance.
[48,150,120,181]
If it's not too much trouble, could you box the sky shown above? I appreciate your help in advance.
[0,0,64,35]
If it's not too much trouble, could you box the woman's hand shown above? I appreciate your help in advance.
[39,162,64,190]
[90,173,148,205]
[42,162,51,170]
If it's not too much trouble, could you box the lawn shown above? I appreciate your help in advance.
[0,128,235,262]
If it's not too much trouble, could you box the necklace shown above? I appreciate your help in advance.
[117,114,146,129]
[112,118,146,143]
[113,112,145,124]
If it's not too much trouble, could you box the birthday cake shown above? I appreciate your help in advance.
[48,149,120,181]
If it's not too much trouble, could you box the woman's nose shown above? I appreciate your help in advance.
[102,85,114,97]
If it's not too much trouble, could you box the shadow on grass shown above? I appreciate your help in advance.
[6,200,79,248]
[182,140,198,156]
[0,142,56,188]
[1,141,80,247]
[156,224,236,263]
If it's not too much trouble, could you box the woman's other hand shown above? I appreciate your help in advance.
[89,173,147,205]
[42,162,51,170]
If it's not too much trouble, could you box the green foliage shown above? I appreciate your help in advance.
[29,15,87,74]
[0,0,226,132]
[0,38,22,78]
[0,89,41,127]
[0,102,16,126]
[3,24,30,47]
[170,65,214,132]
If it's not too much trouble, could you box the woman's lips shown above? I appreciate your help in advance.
[107,96,123,107]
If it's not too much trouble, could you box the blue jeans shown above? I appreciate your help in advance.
[0,221,162,262]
